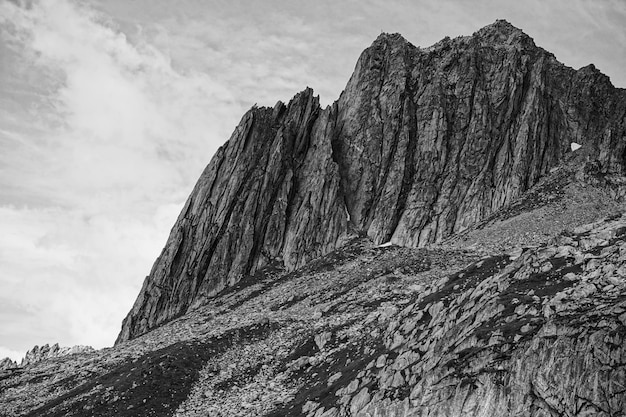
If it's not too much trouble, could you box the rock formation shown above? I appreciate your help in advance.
[0,344,95,372]
[0,358,17,371]
[117,19,626,343]
[2,20,626,417]
[19,343,95,367]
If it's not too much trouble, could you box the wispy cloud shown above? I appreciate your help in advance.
[0,0,244,358]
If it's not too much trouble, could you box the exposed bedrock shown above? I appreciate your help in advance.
[117,20,626,343]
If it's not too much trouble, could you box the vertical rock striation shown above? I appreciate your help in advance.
[19,344,94,367]
[117,90,348,342]
[333,23,625,246]
[117,20,626,343]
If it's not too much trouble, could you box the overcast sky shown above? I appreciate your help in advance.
[0,0,624,362]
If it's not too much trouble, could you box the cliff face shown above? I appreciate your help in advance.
[115,91,349,342]
[117,20,626,343]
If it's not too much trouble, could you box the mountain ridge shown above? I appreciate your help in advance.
[116,20,626,344]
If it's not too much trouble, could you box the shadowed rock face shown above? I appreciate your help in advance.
[116,91,349,343]
[117,20,626,343]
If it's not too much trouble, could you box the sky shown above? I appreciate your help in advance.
[0,0,624,362]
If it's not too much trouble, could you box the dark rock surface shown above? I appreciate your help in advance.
[115,90,349,342]
[117,20,626,343]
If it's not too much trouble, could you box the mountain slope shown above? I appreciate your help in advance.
[117,20,626,343]
[2,207,626,416]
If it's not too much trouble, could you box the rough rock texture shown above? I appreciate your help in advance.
[0,358,16,371]
[115,90,349,342]
[3,20,621,417]
[118,20,626,343]
[20,344,94,367]
[340,217,626,417]
[2,208,626,417]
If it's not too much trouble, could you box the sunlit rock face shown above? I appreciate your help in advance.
[0,343,94,373]
[117,20,626,346]
[0,358,17,371]
[20,344,95,367]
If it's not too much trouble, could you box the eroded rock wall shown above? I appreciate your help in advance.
[117,90,348,342]
[118,20,626,343]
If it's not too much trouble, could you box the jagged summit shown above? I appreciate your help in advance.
[372,32,410,45]
[114,21,626,345]
[0,343,94,371]
[375,20,536,54]
[476,18,523,36]
[474,19,535,47]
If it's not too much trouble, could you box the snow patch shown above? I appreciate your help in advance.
[571,142,582,152]
[377,241,393,248]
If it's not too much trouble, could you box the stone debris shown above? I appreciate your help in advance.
[117,18,626,343]
[1,213,625,416]
[0,358,17,371]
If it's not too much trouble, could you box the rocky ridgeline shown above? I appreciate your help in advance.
[117,20,626,343]
[20,344,94,367]
[0,344,94,371]
[0,358,17,371]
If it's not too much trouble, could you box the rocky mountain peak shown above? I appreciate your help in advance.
[476,18,522,35]
[115,21,626,345]
[469,19,534,51]
[0,358,17,371]
[372,32,410,47]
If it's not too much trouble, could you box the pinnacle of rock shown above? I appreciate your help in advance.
[372,32,410,46]
[0,358,17,371]
[19,343,95,367]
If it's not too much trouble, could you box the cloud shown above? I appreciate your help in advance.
[1,0,244,205]
[0,0,240,354]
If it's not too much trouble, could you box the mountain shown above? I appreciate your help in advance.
[0,344,94,371]
[19,344,94,367]
[0,358,16,372]
[117,19,626,343]
[1,20,626,417]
